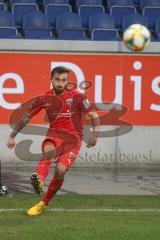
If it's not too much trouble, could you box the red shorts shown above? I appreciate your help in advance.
[42,128,82,169]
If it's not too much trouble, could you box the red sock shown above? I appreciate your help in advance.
[36,156,51,182]
[42,176,64,205]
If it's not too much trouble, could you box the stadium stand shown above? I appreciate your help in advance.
[122,13,148,31]
[139,0,160,11]
[42,0,70,8]
[0,0,159,41]
[45,3,72,28]
[10,0,37,5]
[76,0,105,27]
[0,0,6,11]
[22,12,53,39]
[0,11,18,38]
[105,0,134,9]
[154,17,160,41]
[110,5,136,30]
[143,7,160,32]
[75,0,103,9]
[55,12,86,40]
[12,2,39,27]
[88,13,119,40]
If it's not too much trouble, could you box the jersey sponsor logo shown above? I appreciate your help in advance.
[56,112,72,118]
[43,103,51,107]
[49,112,75,118]
[83,99,91,109]
[66,98,73,107]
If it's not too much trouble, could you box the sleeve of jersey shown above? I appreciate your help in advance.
[78,93,94,113]
[27,96,44,117]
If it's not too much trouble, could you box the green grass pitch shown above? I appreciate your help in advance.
[0,194,160,240]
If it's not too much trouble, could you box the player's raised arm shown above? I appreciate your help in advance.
[7,95,44,149]
[85,110,100,148]
[7,112,33,149]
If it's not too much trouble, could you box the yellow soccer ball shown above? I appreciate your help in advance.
[123,24,151,51]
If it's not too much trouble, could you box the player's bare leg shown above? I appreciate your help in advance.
[27,162,67,216]
[27,137,81,216]
[41,162,67,204]
[31,140,56,195]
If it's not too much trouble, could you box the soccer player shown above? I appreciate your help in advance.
[7,66,100,216]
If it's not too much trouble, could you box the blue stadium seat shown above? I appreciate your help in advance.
[43,0,69,6]
[122,13,148,31]
[0,12,18,38]
[0,12,15,26]
[143,7,160,31]
[0,2,6,11]
[91,29,119,40]
[22,12,52,39]
[24,28,53,38]
[89,13,115,31]
[110,6,136,29]
[78,4,105,27]
[139,0,160,11]
[0,27,18,38]
[56,12,86,40]
[155,17,160,40]
[45,4,71,28]
[105,0,134,9]
[12,3,39,27]
[10,0,36,5]
[76,0,104,26]
[76,0,103,9]
[23,12,50,30]
[89,13,119,41]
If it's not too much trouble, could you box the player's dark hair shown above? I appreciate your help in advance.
[51,66,70,79]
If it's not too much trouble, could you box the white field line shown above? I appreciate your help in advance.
[1,208,160,213]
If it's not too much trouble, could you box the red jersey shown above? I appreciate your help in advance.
[28,88,94,136]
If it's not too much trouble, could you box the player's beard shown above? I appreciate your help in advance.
[54,86,64,94]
